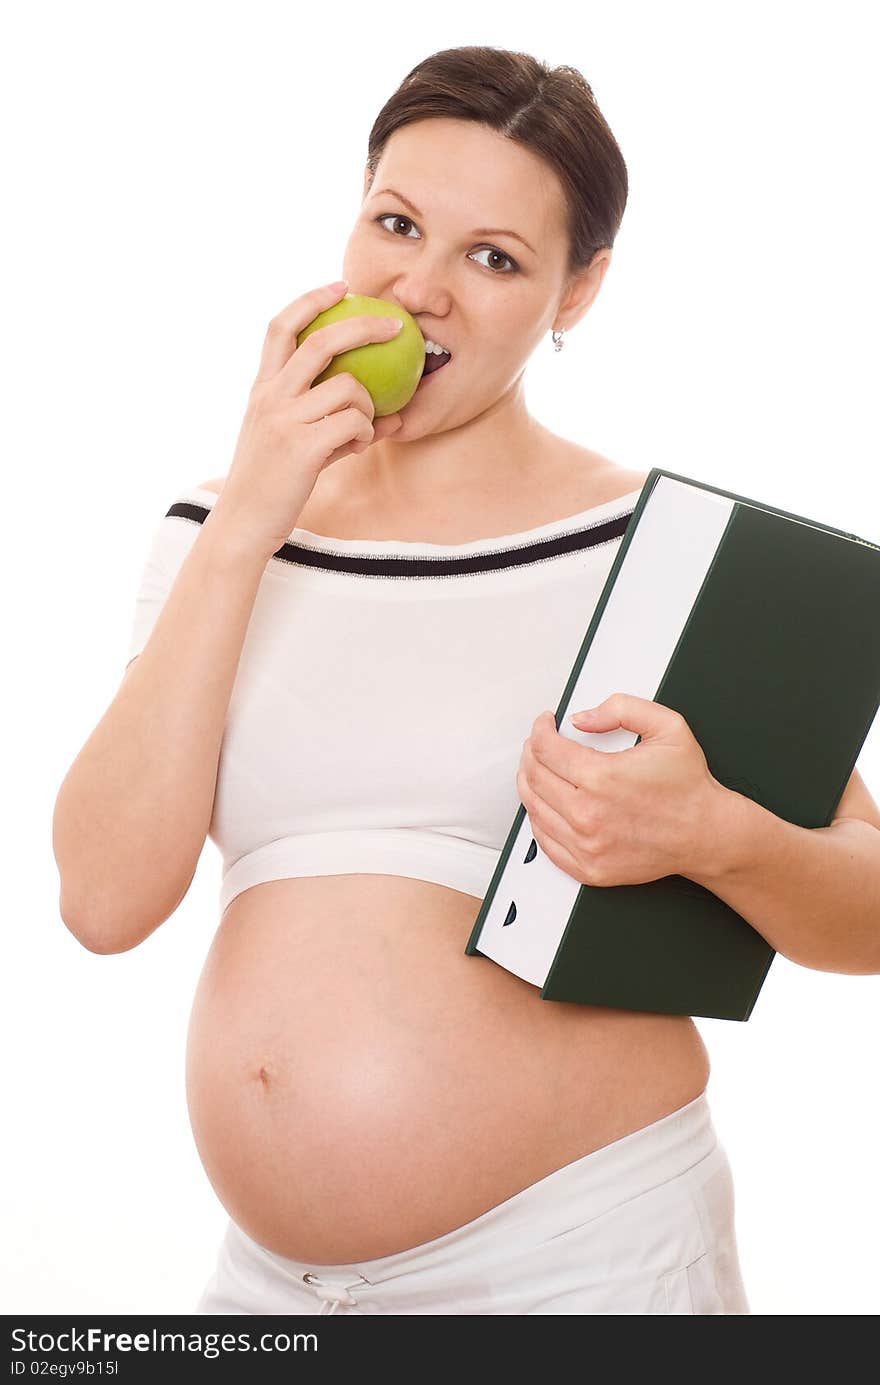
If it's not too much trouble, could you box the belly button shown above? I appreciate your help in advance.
[256,1065,271,1087]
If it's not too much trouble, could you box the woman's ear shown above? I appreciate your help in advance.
[557,249,613,332]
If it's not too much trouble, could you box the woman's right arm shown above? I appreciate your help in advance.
[53,280,405,954]
[53,511,274,954]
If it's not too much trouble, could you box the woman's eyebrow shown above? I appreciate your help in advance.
[371,186,537,255]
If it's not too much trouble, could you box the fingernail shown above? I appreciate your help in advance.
[382,318,403,332]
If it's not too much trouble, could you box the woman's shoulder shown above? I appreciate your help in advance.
[588,463,652,504]
[195,476,226,495]
[549,438,650,508]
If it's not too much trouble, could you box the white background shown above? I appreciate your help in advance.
[4,0,878,1316]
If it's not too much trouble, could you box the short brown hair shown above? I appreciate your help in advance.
[365,45,629,282]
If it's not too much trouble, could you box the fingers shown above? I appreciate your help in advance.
[297,370,377,427]
[279,313,403,400]
[255,279,349,384]
[373,413,403,438]
[343,410,402,456]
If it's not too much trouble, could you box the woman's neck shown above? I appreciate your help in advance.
[353,392,551,514]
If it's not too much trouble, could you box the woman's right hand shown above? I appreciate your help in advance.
[210,280,406,559]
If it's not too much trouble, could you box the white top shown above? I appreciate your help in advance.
[126,484,643,915]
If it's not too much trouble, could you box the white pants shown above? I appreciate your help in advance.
[194,1091,750,1315]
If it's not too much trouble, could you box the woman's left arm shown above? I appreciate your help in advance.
[685,765,880,975]
[518,694,880,978]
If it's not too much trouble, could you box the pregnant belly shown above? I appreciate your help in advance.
[185,874,710,1265]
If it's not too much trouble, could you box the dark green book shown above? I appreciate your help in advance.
[465,468,880,1020]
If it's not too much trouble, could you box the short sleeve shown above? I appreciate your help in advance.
[124,495,206,664]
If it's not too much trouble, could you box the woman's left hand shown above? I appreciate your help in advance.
[515,693,723,888]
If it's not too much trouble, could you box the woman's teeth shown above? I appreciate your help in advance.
[424,339,452,355]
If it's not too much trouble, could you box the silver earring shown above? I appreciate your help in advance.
[551,328,566,352]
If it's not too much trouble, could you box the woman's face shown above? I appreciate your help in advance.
[342,117,589,426]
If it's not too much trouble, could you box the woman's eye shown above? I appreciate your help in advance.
[374,213,518,274]
[376,213,419,240]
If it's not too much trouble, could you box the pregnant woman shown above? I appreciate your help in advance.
[52,47,880,1315]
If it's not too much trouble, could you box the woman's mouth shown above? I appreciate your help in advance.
[417,350,453,386]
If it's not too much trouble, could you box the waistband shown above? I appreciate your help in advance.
[262,1089,716,1288]
[219,829,498,915]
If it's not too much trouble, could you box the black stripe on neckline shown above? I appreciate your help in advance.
[166,501,634,578]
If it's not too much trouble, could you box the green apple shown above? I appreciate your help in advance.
[296,292,426,417]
